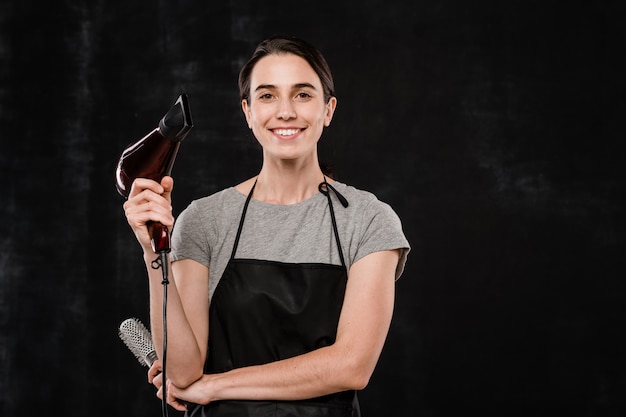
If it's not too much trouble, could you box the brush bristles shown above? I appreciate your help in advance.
[118,318,156,367]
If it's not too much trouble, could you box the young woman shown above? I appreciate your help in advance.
[124,35,410,417]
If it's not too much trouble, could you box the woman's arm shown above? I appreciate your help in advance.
[124,176,209,387]
[148,257,209,387]
[165,248,400,410]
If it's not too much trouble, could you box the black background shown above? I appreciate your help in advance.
[1,1,625,416]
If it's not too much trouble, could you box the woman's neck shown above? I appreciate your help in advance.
[253,160,327,205]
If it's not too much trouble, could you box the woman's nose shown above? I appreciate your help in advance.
[276,99,296,120]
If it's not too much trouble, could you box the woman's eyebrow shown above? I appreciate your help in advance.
[254,84,276,92]
[254,82,317,92]
[294,83,317,90]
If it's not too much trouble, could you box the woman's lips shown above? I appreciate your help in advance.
[272,128,302,139]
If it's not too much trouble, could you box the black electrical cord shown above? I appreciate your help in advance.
[151,251,170,417]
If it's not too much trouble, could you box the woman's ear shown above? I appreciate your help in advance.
[241,99,252,129]
[324,97,337,127]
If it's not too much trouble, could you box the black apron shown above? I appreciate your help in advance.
[186,180,359,417]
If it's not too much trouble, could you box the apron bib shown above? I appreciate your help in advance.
[187,180,359,417]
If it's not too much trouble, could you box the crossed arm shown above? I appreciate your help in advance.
[147,249,399,411]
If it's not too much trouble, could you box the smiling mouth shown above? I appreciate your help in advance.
[273,128,302,137]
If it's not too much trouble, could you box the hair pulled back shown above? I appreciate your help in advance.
[238,35,335,104]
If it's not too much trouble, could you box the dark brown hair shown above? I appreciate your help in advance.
[238,35,335,103]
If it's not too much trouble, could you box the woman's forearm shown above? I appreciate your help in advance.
[213,343,373,400]
[172,339,378,407]
[145,253,205,387]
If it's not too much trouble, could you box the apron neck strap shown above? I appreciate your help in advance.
[231,178,257,259]
[231,177,349,268]
[319,176,348,268]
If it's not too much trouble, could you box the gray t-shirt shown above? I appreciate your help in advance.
[170,181,410,301]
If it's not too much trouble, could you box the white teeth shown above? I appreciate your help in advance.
[274,129,299,136]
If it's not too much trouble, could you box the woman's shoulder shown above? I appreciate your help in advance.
[331,180,382,206]
[331,180,403,219]
[186,186,245,212]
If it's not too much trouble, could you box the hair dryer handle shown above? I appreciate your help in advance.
[148,221,171,253]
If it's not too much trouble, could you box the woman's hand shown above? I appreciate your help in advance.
[148,359,187,411]
[148,359,163,389]
[148,358,203,412]
[165,374,215,411]
[147,359,169,405]
[123,176,174,254]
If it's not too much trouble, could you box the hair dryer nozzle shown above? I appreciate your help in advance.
[115,94,193,197]
[159,94,193,141]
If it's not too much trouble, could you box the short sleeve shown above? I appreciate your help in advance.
[170,201,212,268]
[353,200,410,280]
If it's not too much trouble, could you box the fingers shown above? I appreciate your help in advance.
[123,177,175,231]
[152,369,186,410]
[123,177,174,253]
[160,176,174,199]
[127,177,173,206]
[153,378,188,412]
[124,194,174,228]
[128,177,173,198]
[148,360,186,411]
[148,360,162,384]
[127,178,161,199]
[165,380,189,412]
[151,372,163,390]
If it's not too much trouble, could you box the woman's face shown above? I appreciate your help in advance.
[242,53,337,162]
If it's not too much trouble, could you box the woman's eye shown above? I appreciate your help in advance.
[259,93,274,100]
[296,92,312,99]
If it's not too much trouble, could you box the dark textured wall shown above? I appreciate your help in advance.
[1,1,625,416]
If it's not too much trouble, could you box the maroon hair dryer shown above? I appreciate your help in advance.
[115,94,193,253]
